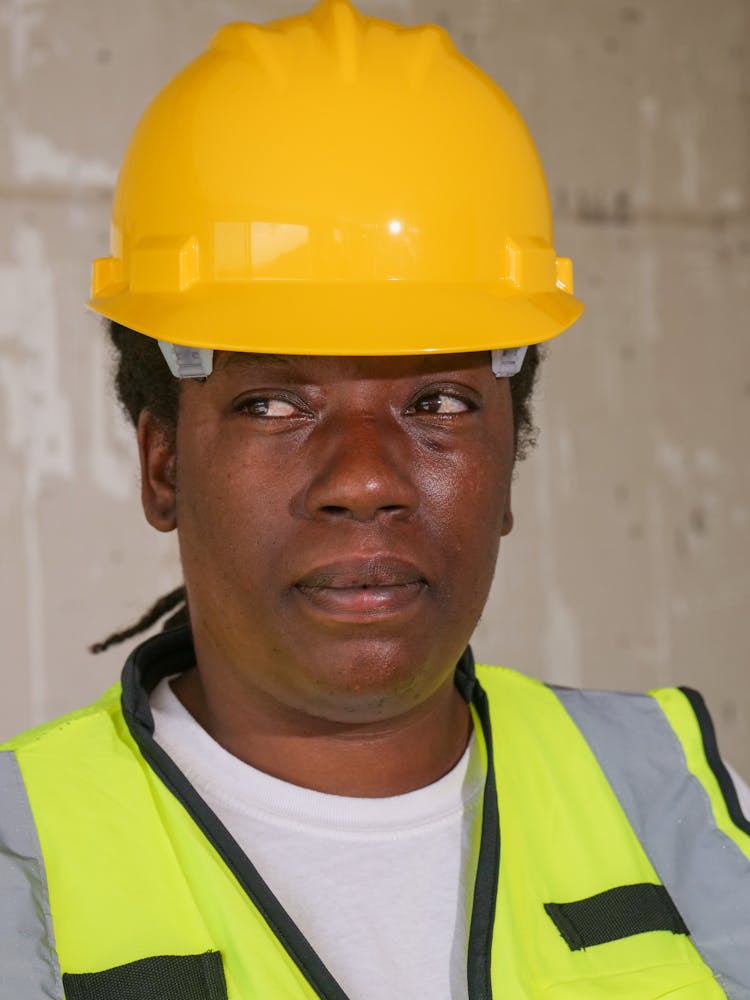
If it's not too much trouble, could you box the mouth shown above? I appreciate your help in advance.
[294,557,427,620]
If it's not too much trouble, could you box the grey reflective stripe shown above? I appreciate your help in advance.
[0,750,63,999]
[552,687,750,997]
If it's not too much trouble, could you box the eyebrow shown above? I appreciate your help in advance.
[217,352,293,371]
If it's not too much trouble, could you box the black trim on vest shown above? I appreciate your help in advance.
[62,951,227,1000]
[464,664,500,1000]
[120,627,499,1000]
[544,883,690,952]
[679,686,750,837]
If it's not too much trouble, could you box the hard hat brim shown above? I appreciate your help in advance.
[88,282,583,356]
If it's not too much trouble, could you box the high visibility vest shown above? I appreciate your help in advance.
[1,626,749,999]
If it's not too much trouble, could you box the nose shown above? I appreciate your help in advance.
[299,413,420,522]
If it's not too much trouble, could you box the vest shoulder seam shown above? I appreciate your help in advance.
[477,666,665,705]
[0,683,123,753]
[475,663,546,691]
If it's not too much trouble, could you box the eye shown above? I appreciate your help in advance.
[409,391,476,416]
[233,395,302,418]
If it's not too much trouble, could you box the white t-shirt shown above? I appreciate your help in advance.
[151,679,750,999]
[151,678,484,1000]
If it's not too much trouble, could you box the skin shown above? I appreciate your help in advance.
[138,351,515,796]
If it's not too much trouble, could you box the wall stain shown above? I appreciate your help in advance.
[620,6,643,24]
[721,699,738,726]
[572,189,633,226]
[614,482,630,504]
[689,506,708,536]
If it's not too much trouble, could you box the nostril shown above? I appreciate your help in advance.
[317,502,409,519]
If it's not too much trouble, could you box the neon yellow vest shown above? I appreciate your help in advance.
[2,629,749,998]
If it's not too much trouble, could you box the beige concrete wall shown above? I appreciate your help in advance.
[1,1,748,772]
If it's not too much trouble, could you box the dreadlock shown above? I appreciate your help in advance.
[91,320,543,653]
[90,586,188,654]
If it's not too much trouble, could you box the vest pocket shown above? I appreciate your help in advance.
[62,951,228,1000]
[544,882,689,951]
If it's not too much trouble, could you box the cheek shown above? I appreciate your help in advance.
[415,450,511,618]
[443,430,514,575]
[425,424,513,529]
[174,424,287,579]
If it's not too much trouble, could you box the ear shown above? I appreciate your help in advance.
[137,410,177,532]
[501,493,514,537]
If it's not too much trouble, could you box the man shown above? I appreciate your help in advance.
[2,1,749,997]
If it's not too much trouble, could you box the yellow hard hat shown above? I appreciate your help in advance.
[89,0,583,371]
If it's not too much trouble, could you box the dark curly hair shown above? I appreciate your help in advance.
[91,320,543,652]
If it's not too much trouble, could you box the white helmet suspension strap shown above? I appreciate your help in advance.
[158,342,528,381]
[158,341,214,379]
[490,346,527,378]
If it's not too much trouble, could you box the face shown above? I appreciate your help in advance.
[140,352,515,724]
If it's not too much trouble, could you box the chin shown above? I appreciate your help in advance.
[285,639,457,725]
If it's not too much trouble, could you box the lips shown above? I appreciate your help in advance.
[294,556,427,619]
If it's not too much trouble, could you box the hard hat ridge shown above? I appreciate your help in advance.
[305,0,459,92]
[209,24,289,93]
[308,0,366,83]
[399,23,456,94]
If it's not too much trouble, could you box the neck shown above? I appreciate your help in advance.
[170,664,472,798]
